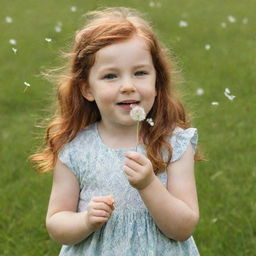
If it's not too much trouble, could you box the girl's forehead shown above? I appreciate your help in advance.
[93,36,152,68]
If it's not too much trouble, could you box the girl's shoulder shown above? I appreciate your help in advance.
[58,123,96,160]
[64,123,96,147]
[169,125,198,162]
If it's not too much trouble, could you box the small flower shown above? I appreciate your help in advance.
[205,44,211,50]
[55,22,62,33]
[212,218,218,223]
[146,118,154,126]
[5,16,13,23]
[179,20,188,27]
[221,22,227,28]
[228,15,236,23]
[12,48,17,54]
[149,1,155,7]
[197,88,204,96]
[130,106,146,121]
[45,38,52,42]
[224,88,236,101]
[24,81,31,92]
[211,101,219,106]
[9,39,17,45]
[242,17,248,24]
[71,6,77,12]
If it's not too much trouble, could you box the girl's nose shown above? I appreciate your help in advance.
[120,78,136,93]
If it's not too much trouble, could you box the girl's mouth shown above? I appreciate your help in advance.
[116,102,140,110]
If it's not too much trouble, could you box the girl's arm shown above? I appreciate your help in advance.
[46,159,94,245]
[138,143,199,241]
[124,143,199,241]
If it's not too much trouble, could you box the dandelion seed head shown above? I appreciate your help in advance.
[228,15,236,23]
[212,218,218,223]
[146,118,154,126]
[221,22,227,28]
[9,39,17,45]
[242,17,248,24]
[205,44,211,50]
[5,16,13,23]
[130,106,146,121]
[71,6,77,12]
[224,88,236,101]
[55,26,62,33]
[197,88,204,96]
[179,20,188,28]
[225,88,230,94]
[149,1,155,7]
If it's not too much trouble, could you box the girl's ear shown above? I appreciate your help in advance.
[80,83,95,102]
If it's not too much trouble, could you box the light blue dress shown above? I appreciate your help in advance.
[58,122,200,256]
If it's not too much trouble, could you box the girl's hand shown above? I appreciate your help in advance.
[124,151,155,190]
[86,195,115,231]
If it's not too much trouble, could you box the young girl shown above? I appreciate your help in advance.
[31,7,202,256]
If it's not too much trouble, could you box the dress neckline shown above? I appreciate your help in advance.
[93,122,139,152]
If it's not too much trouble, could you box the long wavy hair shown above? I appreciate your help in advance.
[30,7,203,174]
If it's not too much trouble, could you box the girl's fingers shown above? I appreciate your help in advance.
[124,158,142,172]
[92,202,113,212]
[92,196,115,206]
[92,209,111,218]
[123,165,138,178]
[124,151,148,166]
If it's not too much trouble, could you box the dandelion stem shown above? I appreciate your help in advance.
[136,122,140,152]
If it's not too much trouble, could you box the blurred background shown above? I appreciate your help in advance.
[0,0,255,255]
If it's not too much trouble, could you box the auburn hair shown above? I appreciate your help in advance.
[29,7,203,174]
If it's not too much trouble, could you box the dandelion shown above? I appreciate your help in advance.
[242,17,248,24]
[9,39,17,45]
[24,81,30,92]
[179,20,188,28]
[149,1,155,7]
[130,106,146,151]
[5,16,13,23]
[212,218,218,223]
[221,22,227,28]
[45,38,52,42]
[211,101,219,106]
[224,88,235,101]
[146,118,154,126]
[12,48,17,54]
[55,22,62,33]
[130,106,146,121]
[205,44,211,50]
[197,88,204,96]
[228,15,236,23]
[71,6,77,12]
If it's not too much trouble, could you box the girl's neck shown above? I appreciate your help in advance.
[97,121,139,149]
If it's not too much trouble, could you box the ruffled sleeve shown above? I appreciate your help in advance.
[170,127,198,162]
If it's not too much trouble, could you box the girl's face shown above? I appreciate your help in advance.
[84,36,157,127]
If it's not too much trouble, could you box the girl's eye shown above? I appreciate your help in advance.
[103,73,117,80]
[135,71,148,76]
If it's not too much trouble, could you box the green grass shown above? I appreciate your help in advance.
[1,0,255,255]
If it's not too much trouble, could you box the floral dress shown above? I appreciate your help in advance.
[58,122,200,256]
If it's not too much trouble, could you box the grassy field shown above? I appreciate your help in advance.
[1,0,255,255]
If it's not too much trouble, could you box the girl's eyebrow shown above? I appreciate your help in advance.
[99,64,152,73]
